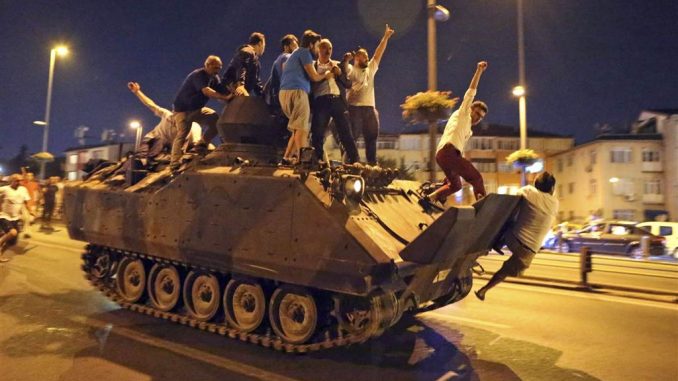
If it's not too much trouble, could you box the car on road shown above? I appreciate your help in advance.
[542,222,583,250]
[636,221,678,258]
[556,220,666,256]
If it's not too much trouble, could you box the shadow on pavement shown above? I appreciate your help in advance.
[0,288,601,381]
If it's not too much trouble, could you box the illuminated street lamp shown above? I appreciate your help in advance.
[38,44,69,180]
[129,120,143,151]
[512,85,527,150]
[426,0,451,181]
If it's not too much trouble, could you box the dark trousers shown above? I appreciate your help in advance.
[311,95,359,163]
[436,144,486,200]
[348,105,379,165]
[42,203,55,224]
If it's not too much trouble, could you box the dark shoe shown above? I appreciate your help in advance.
[192,142,209,156]
[23,233,31,239]
[474,290,485,301]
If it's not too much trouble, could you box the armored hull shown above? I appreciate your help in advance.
[65,98,520,352]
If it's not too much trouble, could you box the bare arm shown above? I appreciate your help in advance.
[201,86,233,101]
[128,82,162,115]
[468,61,487,91]
[372,24,395,66]
[303,63,333,82]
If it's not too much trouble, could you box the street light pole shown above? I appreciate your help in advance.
[129,121,143,151]
[516,0,527,151]
[39,46,68,180]
[427,0,438,181]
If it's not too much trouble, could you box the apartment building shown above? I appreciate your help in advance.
[63,142,134,180]
[548,134,666,223]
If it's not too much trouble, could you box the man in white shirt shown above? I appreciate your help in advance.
[128,82,202,165]
[310,38,359,163]
[420,61,489,211]
[347,24,394,165]
[475,172,559,300]
[0,174,32,262]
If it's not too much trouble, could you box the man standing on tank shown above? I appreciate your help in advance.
[346,24,394,165]
[279,30,335,164]
[169,55,232,172]
[310,38,359,163]
[223,32,266,97]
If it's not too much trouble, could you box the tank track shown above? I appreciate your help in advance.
[81,244,374,353]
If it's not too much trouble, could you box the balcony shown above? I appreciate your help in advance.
[642,194,664,204]
[641,162,663,172]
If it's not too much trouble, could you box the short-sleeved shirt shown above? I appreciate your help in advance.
[173,68,222,112]
[346,59,379,107]
[0,185,31,221]
[144,106,200,147]
[511,185,559,252]
[312,59,341,98]
[280,48,314,94]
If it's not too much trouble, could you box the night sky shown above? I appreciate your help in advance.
[1,0,676,158]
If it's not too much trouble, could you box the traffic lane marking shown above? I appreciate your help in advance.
[497,282,678,311]
[422,312,512,329]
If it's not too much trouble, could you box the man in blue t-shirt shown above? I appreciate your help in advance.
[170,55,232,171]
[279,30,334,164]
[263,34,298,111]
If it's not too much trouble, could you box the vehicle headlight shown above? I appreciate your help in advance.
[342,175,364,200]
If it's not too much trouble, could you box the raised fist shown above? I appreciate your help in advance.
[127,82,140,93]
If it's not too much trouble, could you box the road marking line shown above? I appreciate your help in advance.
[500,282,678,311]
[423,312,511,329]
[85,318,300,381]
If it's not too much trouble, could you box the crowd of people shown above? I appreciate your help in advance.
[125,26,396,174]
[0,171,64,262]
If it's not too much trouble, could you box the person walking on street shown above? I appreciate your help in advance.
[19,170,39,238]
[420,61,489,210]
[0,174,33,262]
[40,176,59,231]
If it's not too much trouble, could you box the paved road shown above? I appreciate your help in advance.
[1,229,677,381]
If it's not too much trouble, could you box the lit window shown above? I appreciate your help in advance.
[590,150,597,165]
[69,154,78,164]
[67,171,78,181]
[644,179,662,195]
[642,148,660,162]
[610,147,632,163]
[589,179,597,194]
[568,182,575,194]
[557,159,563,172]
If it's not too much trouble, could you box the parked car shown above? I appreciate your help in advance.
[636,221,678,258]
[542,222,583,250]
[557,220,666,256]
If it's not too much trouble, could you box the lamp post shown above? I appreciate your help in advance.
[39,45,69,180]
[129,120,143,151]
[515,0,527,150]
[426,0,450,181]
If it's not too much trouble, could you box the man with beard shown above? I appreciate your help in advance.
[279,30,334,164]
[346,24,394,165]
[310,38,359,163]
[224,32,266,97]
[419,61,489,210]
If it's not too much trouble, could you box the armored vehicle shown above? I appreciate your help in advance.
[64,97,520,353]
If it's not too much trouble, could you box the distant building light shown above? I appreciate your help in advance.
[609,177,620,183]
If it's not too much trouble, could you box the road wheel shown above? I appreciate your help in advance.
[148,264,182,312]
[91,251,113,279]
[269,286,317,344]
[183,271,221,321]
[627,244,642,257]
[116,257,146,303]
[223,279,266,333]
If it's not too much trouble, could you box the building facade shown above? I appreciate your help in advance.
[548,134,667,223]
[63,142,134,180]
